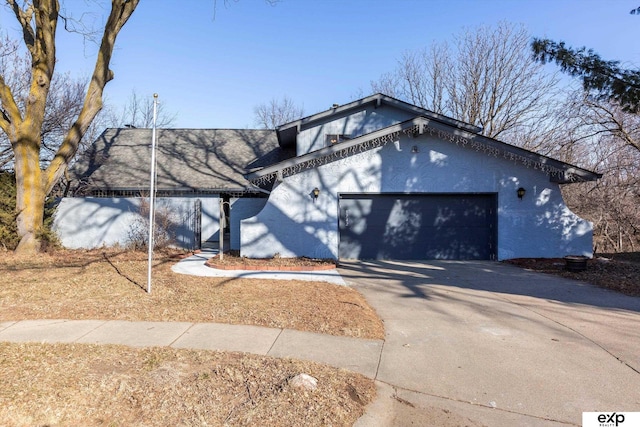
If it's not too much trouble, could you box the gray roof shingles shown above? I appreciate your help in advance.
[71,128,291,194]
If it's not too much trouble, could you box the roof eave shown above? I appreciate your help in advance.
[251,116,602,184]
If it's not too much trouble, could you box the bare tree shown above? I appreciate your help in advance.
[371,22,561,145]
[0,33,104,169]
[372,43,451,114]
[254,96,304,129]
[0,0,139,253]
[556,94,640,252]
[106,89,177,129]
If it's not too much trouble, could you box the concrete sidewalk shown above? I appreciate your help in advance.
[0,319,383,378]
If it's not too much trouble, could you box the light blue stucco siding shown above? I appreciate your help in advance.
[229,198,269,250]
[297,104,416,155]
[241,135,593,260]
[53,196,220,250]
[199,197,221,244]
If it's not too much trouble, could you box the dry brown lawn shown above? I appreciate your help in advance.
[0,249,383,339]
[0,342,375,426]
[0,249,383,426]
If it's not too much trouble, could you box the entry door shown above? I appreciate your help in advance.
[338,194,496,260]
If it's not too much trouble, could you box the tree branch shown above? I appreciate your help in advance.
[45,0,139,194]
[7,0,36,56]
[0,74,23,135]
[532,38,640,113]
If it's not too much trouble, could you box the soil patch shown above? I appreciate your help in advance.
[206,250,336,271]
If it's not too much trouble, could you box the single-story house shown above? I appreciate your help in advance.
[54,93,601,260]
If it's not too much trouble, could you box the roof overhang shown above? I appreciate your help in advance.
[73,185,269,197]
[250,116,601,186]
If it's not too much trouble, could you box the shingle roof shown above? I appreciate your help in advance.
[71,128,291,194]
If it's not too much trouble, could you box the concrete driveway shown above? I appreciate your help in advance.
[340,260,640,427]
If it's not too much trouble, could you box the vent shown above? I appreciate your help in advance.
[325,134,351,145]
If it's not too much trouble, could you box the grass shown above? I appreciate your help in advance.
[0,342,375,426]
[0,249,384,339]
[0,248,383,426]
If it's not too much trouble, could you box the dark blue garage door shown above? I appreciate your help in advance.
[339,194,497,260]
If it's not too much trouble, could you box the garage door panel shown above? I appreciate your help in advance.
[339,194,496,260]
[423,226,494,260]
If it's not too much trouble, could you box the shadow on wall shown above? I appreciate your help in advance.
[53,197,139,248]
[242,129,593,261]
[241,197,334,259]
[52,197,201,250]
[303,105,413,154]
[535,200,593,255]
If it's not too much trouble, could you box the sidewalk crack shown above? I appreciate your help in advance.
[374,339,385,380]
[168,323,196,347]
[266,328,285,355]
[379,380,579,427]
[75,320,110,343]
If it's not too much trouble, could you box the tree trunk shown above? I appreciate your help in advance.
[1,0,139,254]
[14,130,45,253]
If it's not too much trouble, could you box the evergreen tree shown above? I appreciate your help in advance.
[532,38,640,115]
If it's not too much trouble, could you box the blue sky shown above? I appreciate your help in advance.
[2,0,640,129]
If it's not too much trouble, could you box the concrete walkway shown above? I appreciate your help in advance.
[171,249,347,285]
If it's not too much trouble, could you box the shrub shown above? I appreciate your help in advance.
[126,198,178,250]
[0,171,60,251]
[0,172,18,250]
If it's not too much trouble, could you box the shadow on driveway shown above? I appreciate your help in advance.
[339,260,640,426]
[338,259,640,313]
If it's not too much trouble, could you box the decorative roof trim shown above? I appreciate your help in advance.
[72,184,265,197]
[249,116,601,186]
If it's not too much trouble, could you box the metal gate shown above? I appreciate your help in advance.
[184,199,202,250]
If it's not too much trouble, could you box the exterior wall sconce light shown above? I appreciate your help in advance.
[312,187,320,202]
[517,187,526,200]
[411,145,419,153]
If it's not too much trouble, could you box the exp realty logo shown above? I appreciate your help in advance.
[583,412,640,427]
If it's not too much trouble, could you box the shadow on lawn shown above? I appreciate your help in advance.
[1,248,187,293]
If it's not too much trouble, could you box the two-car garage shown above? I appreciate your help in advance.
[338,194,497,261]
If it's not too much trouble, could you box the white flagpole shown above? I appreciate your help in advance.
[147,93,159,294]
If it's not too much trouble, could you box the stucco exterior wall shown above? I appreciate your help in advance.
[241,134,593,260]
[199,197,221,243]
[229,198,269,250]
[297,105,415,155]
[53,196,220,249]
